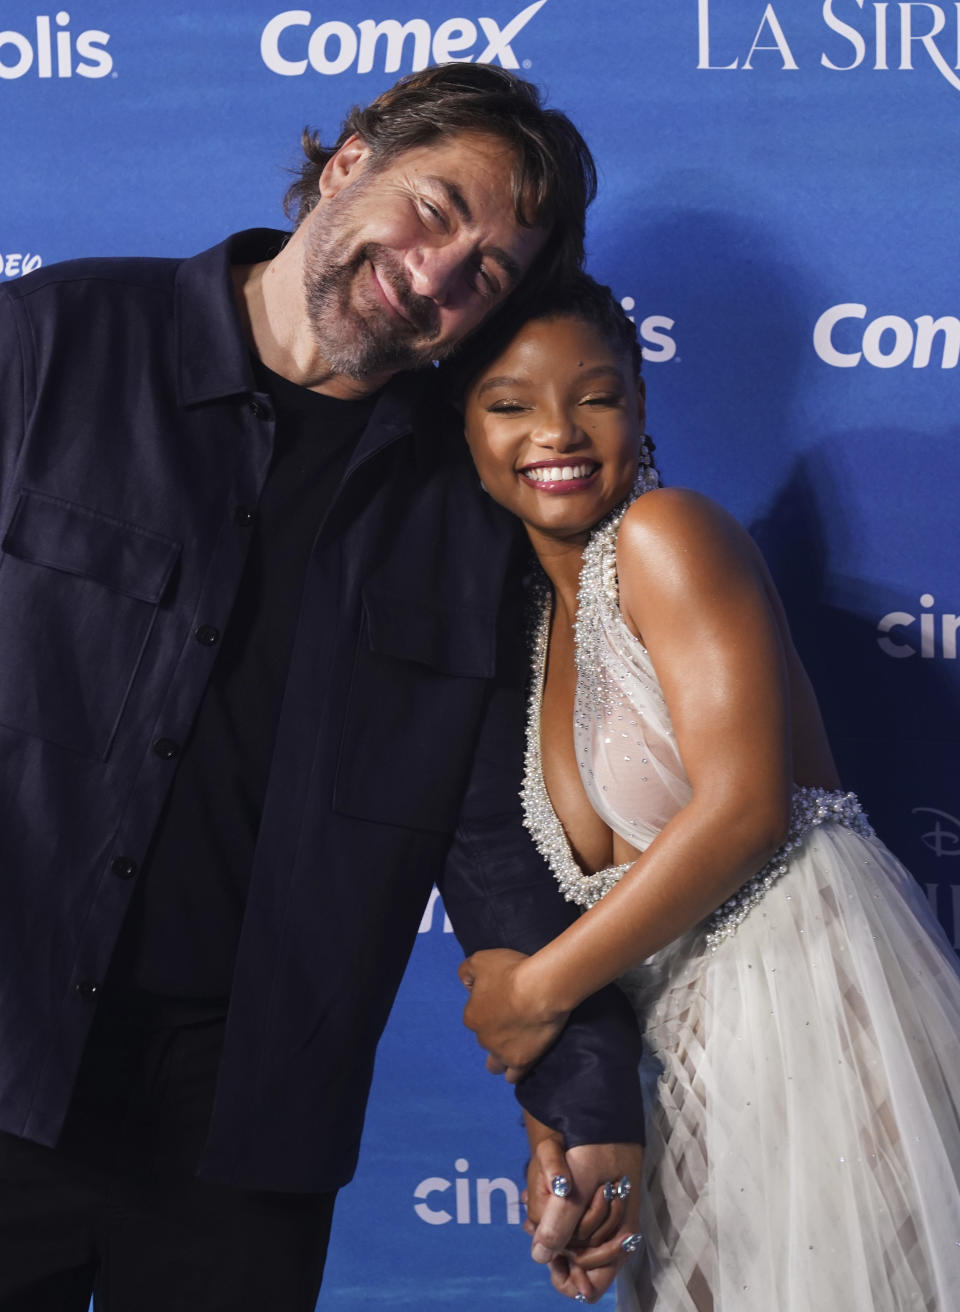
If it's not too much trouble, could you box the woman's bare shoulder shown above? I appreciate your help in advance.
[618,487,752,567]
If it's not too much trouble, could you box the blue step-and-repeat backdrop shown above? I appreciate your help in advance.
[2,1,958,1306]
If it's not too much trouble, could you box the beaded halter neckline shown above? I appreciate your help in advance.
[518,467,874,945]
[519,464,659,910]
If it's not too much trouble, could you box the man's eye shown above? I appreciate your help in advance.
[418,198,444,225]
[474,263,499,297]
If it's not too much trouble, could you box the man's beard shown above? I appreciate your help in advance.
[303,199,447,380]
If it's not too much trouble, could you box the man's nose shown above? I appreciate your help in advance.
[405,241,471,304]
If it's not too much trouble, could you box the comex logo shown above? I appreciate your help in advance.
[0,12,112,79]
[814,304,960,369]
[877,595,958,659]
[414,1157,522,1225]
[261,0,546,76]
[0,254,42,280]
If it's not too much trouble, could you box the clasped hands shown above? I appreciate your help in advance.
[459,949,643,1302]
[523,1135,644,1303]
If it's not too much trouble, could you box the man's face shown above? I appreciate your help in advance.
[300,131,548,381]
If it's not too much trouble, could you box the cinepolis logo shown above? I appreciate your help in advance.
[418,886,454,934]
[414,1158,522,1225]
[877,595,958,659]
[698,0,960,93]
[619,298,677,363]
[0,253,42,280]
[0,13,112,79]
[814,304,960,369]
[261,0,546,76]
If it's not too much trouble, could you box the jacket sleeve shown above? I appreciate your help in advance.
[437,619,646,1149]
[0,285,30,506]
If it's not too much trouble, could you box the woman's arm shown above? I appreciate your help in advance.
[462,488,795,1062]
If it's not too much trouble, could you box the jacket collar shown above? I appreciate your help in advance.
[174,229,282,407]
[173,229,428,458]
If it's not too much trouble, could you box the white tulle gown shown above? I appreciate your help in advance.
[522,497,960,1311]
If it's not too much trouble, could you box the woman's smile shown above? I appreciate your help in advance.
[518,460,601,490]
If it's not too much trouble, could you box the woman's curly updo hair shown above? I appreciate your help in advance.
[283,64,596,297]
[442,272,645,403]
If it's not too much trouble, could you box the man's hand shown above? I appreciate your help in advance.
[458,948,568,1077]
[524,1136,644,1303]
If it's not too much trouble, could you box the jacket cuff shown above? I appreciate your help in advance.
[515,984,646,1147]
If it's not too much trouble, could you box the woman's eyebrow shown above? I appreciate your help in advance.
[476,373,528,397]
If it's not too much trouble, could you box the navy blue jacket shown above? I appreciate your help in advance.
[0,231,643,1192]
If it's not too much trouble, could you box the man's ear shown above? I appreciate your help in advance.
[318,134,373,200]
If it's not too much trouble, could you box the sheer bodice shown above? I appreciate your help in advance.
[571,515,692,850]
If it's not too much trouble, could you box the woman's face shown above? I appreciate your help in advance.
[464,314,645,545]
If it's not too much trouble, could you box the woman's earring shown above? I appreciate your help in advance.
[632,435,660,497]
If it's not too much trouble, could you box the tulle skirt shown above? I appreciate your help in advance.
[616,826,960,1311]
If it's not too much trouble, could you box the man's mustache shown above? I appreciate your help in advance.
[361,245,440,340]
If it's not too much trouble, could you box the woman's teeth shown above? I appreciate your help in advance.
[523,464,596,483]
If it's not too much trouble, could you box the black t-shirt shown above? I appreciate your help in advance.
[109,359,376,999]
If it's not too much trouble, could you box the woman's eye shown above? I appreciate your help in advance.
[489,400,525,413]
[581,393,621,407]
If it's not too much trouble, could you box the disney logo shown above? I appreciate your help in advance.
[912,807,960,858]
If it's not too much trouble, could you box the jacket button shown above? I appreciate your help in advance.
[153,737,180,760]
[111,856,138,879]
[234,506,256,528]
[76,980,99,1001]
[194,625,220,647]
[248,398,271,420]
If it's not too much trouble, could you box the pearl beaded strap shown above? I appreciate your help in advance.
[520,473,657,911]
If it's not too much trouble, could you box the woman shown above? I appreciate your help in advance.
[452,276,960,1310]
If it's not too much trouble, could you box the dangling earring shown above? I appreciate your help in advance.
[631,434,660,498]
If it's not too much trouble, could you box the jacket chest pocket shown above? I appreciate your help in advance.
[0,490,180,759]
[333,587,497,834]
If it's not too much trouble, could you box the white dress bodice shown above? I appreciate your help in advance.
[571,512,692,850]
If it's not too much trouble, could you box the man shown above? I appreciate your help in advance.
[0,65,642,1309]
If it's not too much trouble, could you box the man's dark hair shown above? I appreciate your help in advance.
[442,272,644,403]
[284,64,596,293]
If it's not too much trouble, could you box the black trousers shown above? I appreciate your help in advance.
[0,995,335,1312]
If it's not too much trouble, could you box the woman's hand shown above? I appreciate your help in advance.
[523,1133,644,1303]
[458,948,569,1078]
